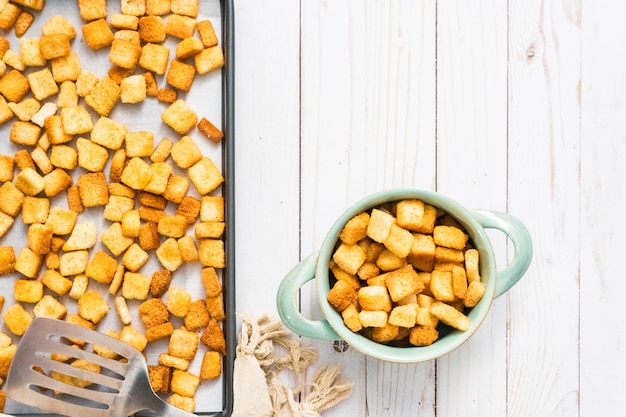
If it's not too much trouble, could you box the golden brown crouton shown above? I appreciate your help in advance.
[199,318,225,354]
[200,351,221,380]
[82,18,114,50]
[326,280,356,312]
[138,298,169,328]
[169,327,198,361]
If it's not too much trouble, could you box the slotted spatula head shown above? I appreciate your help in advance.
[5,317,195,417]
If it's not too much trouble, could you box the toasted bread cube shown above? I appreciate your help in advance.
[198,238,224,268]
[159,352,189,370]
[63,185,83,214]
[150,268,171,298]
[59,250,89,276]
[154,237,181,271]
[139,42,169,75]
[332,243,366,275]
[0,154,14,182]
[384,224,414,258]
[91,116,127,150]
[109,182,135,199]
[388,304,417,328]
[171,369,200,398]
[358,286,392,312]
[121,157,153,190]
[10,121,40,146]
[341,304,362,332]
[26,68,57,101]
[430,301,470,331]
[120,74,146,104]
[121,0,146,16]
[169,394,195,413]
[122,243,149,272]
[48,147,78,176]
[451,265,468,300]
[76,138,108,172]
[414,204,437,234]
[358,310,387,328]
[101,222,134,256]
[118,325,147,352]
[161,98,197,134]
[78,290,109,324]
[15,167,44,196]
[176,236,197,262]
[175,195,200,224]
[205,293,225,320]
[199,317,225,353]
[148,365,171,393]
[435,246,464,264]
[430,270,455,302]
[77,0,106,21]
[433,225,468,250]
[326,280,356,312]
[21,196,47,225]
[12,0,44,10]
[55,81,77,109]
[82,18,114,50]
[184,299,208,330]
[138,191,167,209]
[201,267,221,297]
[0,246,16,275]
[384,264,423,302]
[137,15,165,43]
[8,98,40,122]
[200,351,221,381]
[188,157,223,196]
[85,251,118,285]
[45,116,71,145]
[156,87,176,103]
[146,0,171,15]
[39,33,71,60]
[63,221,97,251]
[121,271,151,300]
[41,14,75,38]
[119,210,140,238]
[464,249,481,282]
[19,37,45,67]
[138,298,169,328]
[151,137,173,162]
[138,220,160,251]
[408,325,439,346]
[125,131,154,158]
[50,51,81,83]
[194,222,224,240]
[165,14,196,39]
[61,106,93,136]
[85,76,120,117]
[375,248,406,272]
[463,281,485,308]
[171,0,198,16]
[197,117,223,143]
[0,182,24,217]
[108,264,125,295]
[14,149,36,170]
[395,199,425,231]
[0,4,21,32]
[163,174,189,203]
[367,209,396,243]
[170,135,201,169]
[166,59,195,92]
[110,14,138,30]
[175,37,202,60]
[14,10,34,37]
[31,102,57,128]
[158,214,187,238]
[3,49,25,72]
[3,304,32,336]
[169,325,197,360]
[372,322,400,342]
[43,207,75,235]
[408,233,436,272]
[415,305,439,327]
[166,285,191,318]
[27,223,53,255]
[76,70,98,97]
[77,172,109,207]
[197,19,218,47]
[14,279,44,303]
[145,321,173,342]
[194,45,224,75]
[33,294,67,320]
[109,38,141,70]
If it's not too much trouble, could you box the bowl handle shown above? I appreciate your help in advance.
[471,210,533,297]
[276,253,340,340]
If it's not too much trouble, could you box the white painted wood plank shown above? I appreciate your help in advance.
[299,1,437,416]
[580,0,626,413]
[434,1,509,416]
[234,0,302,316]
[507,0,580,416]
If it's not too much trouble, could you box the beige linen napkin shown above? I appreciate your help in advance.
[231,314,353,417]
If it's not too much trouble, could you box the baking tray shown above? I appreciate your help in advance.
[0,0,235,416]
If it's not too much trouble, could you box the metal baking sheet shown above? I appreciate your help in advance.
[0,0,235,415]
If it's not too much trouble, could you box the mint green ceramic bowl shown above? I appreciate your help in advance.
[276,189,532,363]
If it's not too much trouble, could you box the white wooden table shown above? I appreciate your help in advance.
[233,1,625,416]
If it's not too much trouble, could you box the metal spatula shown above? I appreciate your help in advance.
[5,317,194,417]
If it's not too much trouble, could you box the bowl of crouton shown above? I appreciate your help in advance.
[277,189,532,363]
